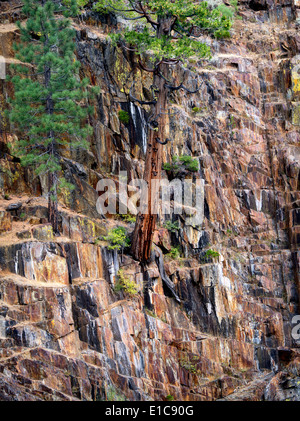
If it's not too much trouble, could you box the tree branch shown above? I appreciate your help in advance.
[137,1,158,28]
[138,57,156,73]
[155,137,171,145]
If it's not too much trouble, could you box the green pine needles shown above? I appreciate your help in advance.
[103,226,131,251]
[93,0,234,64]
[118,110,130,124]
[8,0,96,231]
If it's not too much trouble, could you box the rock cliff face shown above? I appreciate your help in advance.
[0,0,299,401]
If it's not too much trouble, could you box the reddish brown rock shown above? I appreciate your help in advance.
[0,0,299,402]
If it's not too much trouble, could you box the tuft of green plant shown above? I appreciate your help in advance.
[118,110,130,124]
[103,226,130,251]
[120,213,136,224]
[114,269,138,296]
[106,385,126,401]
[230,0,239,13]
[164,220,180,233]
[166,395,174,401]
[192,106,201,113]
[76,0,90,8]
[167,246,181,260]
[19,212,26,220]
[229,115,236,129]
[217,2,236,19]
[178,155,193,164]
[178,155,199,171]
[163,155,199,175]
[205,249,220,259]
[179,356,200,374]
[3,193,10,200]
[162,162,175,172]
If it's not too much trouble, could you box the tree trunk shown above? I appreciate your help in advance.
[48,172,59,234]
[43,27,58,234]
[131,64,168,262]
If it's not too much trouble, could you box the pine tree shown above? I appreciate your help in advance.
[93,0,235,262]
[8,0,95,233]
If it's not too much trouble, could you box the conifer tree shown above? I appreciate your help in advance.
[8,0,94,233]
[93,0,235,262]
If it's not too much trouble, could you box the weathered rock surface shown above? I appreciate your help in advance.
[0,0,299,401]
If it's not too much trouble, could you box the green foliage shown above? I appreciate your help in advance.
[114,269,138,295]
[167,246,181,260]
[179,355,200,374]
[118,110,130,124]
[229,115,236,128]
[229,0,239,13]
[205,249,220,259]
[119,28,211,62]
[163,155,199,175]
[106,385,126,401]
[103,226,131,250]
[192,106,201,113]
[120,213,136,223]
[177,155,199,172]
[166,395,174,401]
[162,162,178,172]
[19,212,26,220]
[164,220,180,233]
[76,0,90,8]
[94,1,235,64]
[7,0,96,200]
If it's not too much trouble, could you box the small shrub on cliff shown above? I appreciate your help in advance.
[106,385,126,401]
[103,226,130,251]
[166,246,181,260]
[162,162,179,172]
[76,0,90,7]
[178,156,199,172]
[114,269,138,296]
[229,0,239,13]
[163,155,199,177]
[179,356,200,374]
[120,213,136,224]
[205,249,220,259]
[118,110,130,124]
[164,220,180,233]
